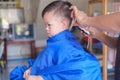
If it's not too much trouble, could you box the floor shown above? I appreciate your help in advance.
[0,59,115,80]
[108,75,114,80]
[0,59,28,80]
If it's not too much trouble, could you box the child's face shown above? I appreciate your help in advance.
[43,11,68,37]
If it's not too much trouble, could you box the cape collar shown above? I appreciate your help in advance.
[47,29,74,43]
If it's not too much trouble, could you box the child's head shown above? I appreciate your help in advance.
[42,1,72,37]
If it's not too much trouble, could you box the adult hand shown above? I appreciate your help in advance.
[70,6,88,27]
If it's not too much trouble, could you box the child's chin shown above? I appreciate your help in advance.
[48,33,56,37]
[48,35,52,37]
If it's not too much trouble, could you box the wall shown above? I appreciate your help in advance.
[21,0,32,23]
[30,0,40,22]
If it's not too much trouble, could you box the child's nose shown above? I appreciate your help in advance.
[46,27,49,31]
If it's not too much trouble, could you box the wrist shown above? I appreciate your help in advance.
[80,17,93,28]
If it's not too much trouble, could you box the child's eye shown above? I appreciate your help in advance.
[47,24,51,26]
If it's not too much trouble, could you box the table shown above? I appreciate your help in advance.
[4,40,37,63]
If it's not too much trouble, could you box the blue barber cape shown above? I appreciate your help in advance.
[10,29,102,80]
[30,30,101,80]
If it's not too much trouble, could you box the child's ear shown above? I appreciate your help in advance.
[61,19,69,29]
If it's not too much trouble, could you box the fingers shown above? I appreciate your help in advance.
[23,69,30,79]
[70,11,74,19]
[70,6,77,19]
[24,74,30,80]
[70,6,78,19]
[24,75,28,80]
[70,5,87,25]
[69,6,77,12]
[24,75,31,80]
[70,6,86,17]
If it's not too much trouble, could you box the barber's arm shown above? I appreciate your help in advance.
[70,6,120,33]
[88,27,118,49]
[86,13,120,33]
